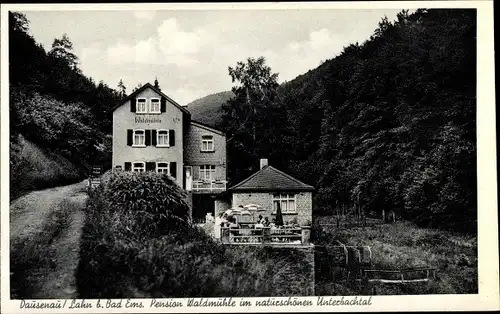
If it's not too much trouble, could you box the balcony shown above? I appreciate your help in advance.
[192,180,227,194]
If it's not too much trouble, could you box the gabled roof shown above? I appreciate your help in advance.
[228,166,315,192]
[111,82,190,115]
[191,120,225,136]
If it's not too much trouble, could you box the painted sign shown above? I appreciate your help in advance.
[91,166,103,177]
[135,116,162,123]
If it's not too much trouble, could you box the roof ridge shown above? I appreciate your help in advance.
[267,166,315,189]
[228,166,267,190]
[228,165,315,191]
[191,120,225,135]
[111,82,190,115]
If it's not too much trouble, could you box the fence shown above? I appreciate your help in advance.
[220,226,311,245]
[360,267,437,283]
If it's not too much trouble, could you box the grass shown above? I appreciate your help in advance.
[10,199,74,298]
[10,135,82,200]
[313,216,477,295]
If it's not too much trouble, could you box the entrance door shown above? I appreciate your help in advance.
[184,166,193,191]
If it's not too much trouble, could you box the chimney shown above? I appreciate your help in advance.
[260,158,268,170]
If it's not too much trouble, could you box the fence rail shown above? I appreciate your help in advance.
[221,227,309,245]
[192,180,227,192]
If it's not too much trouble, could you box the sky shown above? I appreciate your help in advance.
[22,8,404,105]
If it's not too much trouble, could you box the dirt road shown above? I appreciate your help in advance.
[9,180,88,299]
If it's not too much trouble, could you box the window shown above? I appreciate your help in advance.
[273,193,296,213]
[136,98,147,113]
[199,165,215,181]
[132,162,145,172]
[201,135,214,152]
[133,130,146,146]
[156,162,169,174]
[157,130,169,147]
[150,98,160,113]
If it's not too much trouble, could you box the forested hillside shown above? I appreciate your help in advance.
[9,12,121,198]
[219,9,476,233]
[186,91,233,126]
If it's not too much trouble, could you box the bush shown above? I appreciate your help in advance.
[78,171,314,298]
[10,135,82,200]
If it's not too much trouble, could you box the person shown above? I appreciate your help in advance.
[263,217,270,227]
[214,213,223,239]
[269,218,277,229]
[221,213,229,227]
[255,215,265,229]
[228,216,239,229]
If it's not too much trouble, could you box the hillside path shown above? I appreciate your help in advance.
[9,180,89,299]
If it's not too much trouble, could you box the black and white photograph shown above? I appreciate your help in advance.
[1,1,498,313]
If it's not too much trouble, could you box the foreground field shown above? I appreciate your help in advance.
[314,216,478,295]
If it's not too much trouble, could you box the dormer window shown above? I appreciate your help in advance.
[136,98,147,113]
[201,135,214,152]
[150,98,161,113]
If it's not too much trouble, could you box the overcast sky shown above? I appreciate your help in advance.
[23,9,403,105]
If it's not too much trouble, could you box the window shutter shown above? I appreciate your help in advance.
[145,130,151,146]
[146,162,156,172]
[127,130,133,146]
[169,129,175,146]
[160,97,166,112]
[152,130,157,146]
[170,162,177,178]
[124,162,131,171]
[131,99,136,112]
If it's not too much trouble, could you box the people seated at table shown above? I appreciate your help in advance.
[263,217,270,227]
[269,218,277,229]
[228,216,239,229]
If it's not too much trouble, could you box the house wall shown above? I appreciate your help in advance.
[184,123,227,181]
[232,191,312,225]
[112,87,184,187]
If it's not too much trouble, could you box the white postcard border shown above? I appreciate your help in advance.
[1,1,498,313]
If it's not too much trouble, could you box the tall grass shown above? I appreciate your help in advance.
[10,135,82,200]
[312,216,477,295]
[77,171,314,298]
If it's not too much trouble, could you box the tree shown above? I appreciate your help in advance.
[9,12,29,33]
[117,79,127,98]
[49,33,79,71]
[221,57,280,182]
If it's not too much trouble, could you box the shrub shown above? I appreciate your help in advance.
[10,135,82,200]
[99,170,191,238]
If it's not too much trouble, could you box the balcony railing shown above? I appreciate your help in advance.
[192,180,227,193]
[220,226,311,246]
